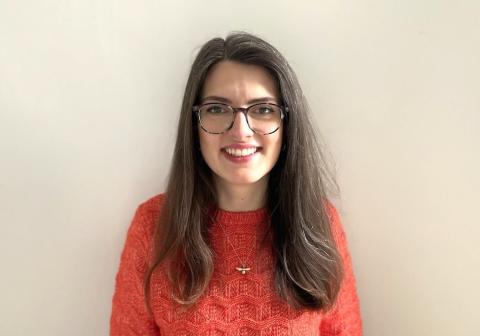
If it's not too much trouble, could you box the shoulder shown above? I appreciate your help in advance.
[130,193,167,239]
[323,199,346,245]
[136,193,166,218]
[323,198,340,225]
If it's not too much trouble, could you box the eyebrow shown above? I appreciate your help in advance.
[202,95,278,104]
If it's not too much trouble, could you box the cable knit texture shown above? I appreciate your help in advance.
[110,194,362,335]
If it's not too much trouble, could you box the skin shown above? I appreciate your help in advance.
[198,60,283,211]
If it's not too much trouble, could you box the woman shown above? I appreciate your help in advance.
[110,32,362,335]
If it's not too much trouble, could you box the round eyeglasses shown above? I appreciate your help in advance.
[193,102,288,135]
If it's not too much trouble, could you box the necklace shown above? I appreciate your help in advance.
[218,222,260,275]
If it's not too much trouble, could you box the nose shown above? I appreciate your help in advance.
[228,110,254,138]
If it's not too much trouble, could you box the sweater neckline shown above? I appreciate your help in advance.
[208,206,270,229]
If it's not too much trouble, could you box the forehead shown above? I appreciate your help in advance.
[201,61,279,102]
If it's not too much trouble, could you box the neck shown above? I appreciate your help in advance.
[214,176,269,212]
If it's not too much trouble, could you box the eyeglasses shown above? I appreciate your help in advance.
[192,102,288,135]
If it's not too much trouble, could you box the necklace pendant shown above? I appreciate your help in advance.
[236,266,251,274]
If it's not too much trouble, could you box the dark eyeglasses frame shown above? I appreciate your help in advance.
[192,102,289,135]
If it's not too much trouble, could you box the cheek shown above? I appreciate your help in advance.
[198,128,206,151]
[271,129,283,153]
[198,130,220,164]
[262,133,282,166]
[270,130,283,164]
[198,131,210,159]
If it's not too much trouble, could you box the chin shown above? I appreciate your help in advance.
[218,173,268,187]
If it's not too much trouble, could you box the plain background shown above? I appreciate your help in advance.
[1,1,479,335]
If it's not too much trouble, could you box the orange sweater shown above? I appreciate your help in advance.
[110,194,362,335]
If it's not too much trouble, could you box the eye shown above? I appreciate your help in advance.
[205,104,226,114]
[258,106,274,114]
[251,104,275,115]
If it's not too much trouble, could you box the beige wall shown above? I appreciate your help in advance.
[1,1,478,335]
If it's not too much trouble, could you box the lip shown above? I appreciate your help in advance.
[221,144,261,163]
[222,143,261,150]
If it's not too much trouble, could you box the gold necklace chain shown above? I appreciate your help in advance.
[218,222,260,275]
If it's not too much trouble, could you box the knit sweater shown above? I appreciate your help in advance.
[110,194,362,335]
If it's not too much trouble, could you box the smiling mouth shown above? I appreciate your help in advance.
[223,147,261,157]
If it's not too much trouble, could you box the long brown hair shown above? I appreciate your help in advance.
[145,31,343,312]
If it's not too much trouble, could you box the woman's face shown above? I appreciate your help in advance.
[198,60,283,190]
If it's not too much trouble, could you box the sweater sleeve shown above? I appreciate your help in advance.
[110,202,160,336]
[320,203,362,336]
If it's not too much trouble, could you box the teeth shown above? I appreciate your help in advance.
[225,147,257,157]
